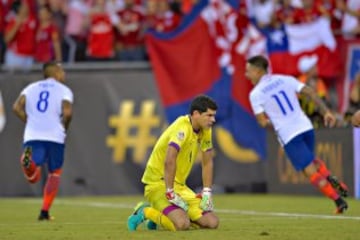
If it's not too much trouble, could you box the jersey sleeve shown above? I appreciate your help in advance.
[249,90,264,115]
[20,83,33,97]
[200,128,213,152]
[288,76,305,93]
[168,125,189,151]
[63,87,74,103]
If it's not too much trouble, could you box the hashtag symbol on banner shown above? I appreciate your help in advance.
[106,100,161,163]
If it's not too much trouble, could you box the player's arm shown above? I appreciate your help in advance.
[164,145,178,190]
[164,145,189,211]
[255,112,272,128]
[300,85,336,127]
[249,91,271,128]
[51,30,62,62]
[13,95,27,123]
[4,18,22,44]
[201,149,214,188]
[198,149,215,211]
[337,0,360,17]
[62,100,72,131]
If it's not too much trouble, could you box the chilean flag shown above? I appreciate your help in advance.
[146,0,266,160]
[258,17,341,79]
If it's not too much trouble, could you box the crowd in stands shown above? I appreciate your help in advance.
[0,0,359,65]
[0,0,190,67]
[1,0,360,126]
[249,0,360,36]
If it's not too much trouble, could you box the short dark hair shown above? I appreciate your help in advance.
[43,61,61,78]
[247,55,269,72]
[189,95,218,114]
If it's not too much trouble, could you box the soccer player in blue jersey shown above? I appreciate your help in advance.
[13,61,73,220]
[246,55,348,214]
[127,95,219,231]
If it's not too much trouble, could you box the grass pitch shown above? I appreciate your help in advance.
[0,194,359,240]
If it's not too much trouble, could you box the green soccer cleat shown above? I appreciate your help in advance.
[127,202,149,231]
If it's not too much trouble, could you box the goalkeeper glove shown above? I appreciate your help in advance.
[198,187,214,211]
[166,188,189,211]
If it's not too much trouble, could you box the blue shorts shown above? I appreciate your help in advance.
[283,130,315,171]
[23,140,65,173]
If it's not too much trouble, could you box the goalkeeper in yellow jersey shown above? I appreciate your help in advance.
[127,95,219,231]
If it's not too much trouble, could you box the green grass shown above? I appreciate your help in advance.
[0,194,359,240]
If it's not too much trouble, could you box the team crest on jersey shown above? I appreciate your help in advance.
[177,131,185,141]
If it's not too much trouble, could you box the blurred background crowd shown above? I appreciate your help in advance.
[0,0,360,127]
[0,0,188,66]
[1,0,359,64]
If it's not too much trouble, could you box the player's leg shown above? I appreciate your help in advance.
[39,142,65,221]
[163,206,190,230]
[192,212,219,229]
[20,141,45,183]
[127,184,177,231]
[157,183,194,230]
[303,163,348,213]
[146,183,185,230]
[284,131,348,213]
[127,201,176,231]
[143,183,188,231]
[313,159,348,197]
[181,185,219,229]
[305,130,349,197]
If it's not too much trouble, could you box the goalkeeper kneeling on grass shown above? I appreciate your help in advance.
[127,95,219,231]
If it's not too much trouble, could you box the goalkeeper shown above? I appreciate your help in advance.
[127,95,219,231]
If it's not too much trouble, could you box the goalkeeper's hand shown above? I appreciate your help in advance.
[166,188,189,211]
[197,187,214,211]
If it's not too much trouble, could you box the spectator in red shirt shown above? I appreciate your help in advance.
[293,0,324,23]
[144,0,158,31]
[116,0,146,61]
[86,0,119,60]
[0,0,15,63]
[35,5,62,63]
[154,0,182,33]
[4,0,36,71]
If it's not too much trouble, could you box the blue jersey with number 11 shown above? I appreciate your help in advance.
[249,74,312,145]
[21,78,73,144]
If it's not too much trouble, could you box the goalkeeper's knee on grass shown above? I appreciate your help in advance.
[143,207,176,231]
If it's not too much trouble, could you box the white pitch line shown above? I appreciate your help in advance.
[45,200,360,221]
[217,209,360,221]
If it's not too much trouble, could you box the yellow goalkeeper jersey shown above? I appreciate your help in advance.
[141,115,213,185]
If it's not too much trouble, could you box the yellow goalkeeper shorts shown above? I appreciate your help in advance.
[144,181,203,221]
